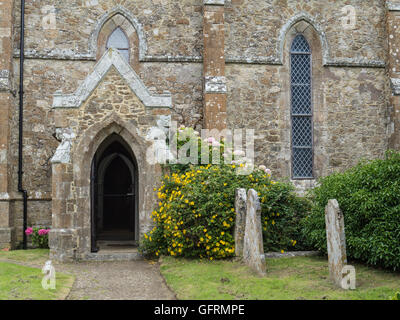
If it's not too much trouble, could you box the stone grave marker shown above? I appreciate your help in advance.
[234,188,247,257]
[243,189,266,276]
[325,199,348,287]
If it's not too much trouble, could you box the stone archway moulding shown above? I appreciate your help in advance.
[90,5,148,61]
[74,113,149,186]
[73,114,158,253]
[277,12,330,66]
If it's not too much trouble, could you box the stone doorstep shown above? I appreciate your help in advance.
[82,251,142,262]
[263,251,320,259]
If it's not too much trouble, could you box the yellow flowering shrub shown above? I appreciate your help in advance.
[140,163,310,259]
[139,127,310,259]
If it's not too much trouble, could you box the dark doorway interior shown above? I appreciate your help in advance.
[91,134,137,252]
[103,156,133,231]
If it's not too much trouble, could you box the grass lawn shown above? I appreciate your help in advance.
[160,255,400,300]
[0,249,75,300]
[0,249,50,264]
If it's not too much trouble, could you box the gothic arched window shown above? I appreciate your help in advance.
[290,35,313,179]
[106,27,130,61]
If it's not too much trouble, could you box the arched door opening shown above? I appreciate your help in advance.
[91,134,138,252]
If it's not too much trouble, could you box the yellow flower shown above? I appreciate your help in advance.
[203,228,207,233]
[281,250,285,254]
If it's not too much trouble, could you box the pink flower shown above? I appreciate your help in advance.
[206,137,216,145]
[38,229,49,236]
[25,227,33,236]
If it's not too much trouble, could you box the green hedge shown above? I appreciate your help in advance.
[301,150,400,271]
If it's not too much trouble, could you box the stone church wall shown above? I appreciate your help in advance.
[0,0,395,249]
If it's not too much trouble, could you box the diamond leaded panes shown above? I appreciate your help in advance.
[291,35,313,179]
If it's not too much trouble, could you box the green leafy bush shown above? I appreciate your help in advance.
[392,292,400,300]
[139,127,310,259]
[301,150,400,271]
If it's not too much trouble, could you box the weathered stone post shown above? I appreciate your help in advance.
[203,0,227,131]
[243,189,266,276]
[325,199,347,287]
[234,188,247,257]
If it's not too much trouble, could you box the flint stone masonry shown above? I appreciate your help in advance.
[243,189,266,276]
[325,199,347,287]
[234,188,247,257]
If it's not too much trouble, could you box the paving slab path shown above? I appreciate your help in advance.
[1,256,176,300]
[61,260,176,300]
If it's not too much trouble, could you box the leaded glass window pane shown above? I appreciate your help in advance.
[291,35,313,179]
[291,55,311,84]
[293,148,313,178]
[291,35,311,53]
[291,85,311,115]
[292,117,312,147]
[107,27,130,61]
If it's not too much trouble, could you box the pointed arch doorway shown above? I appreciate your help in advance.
[90,134,138,252]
